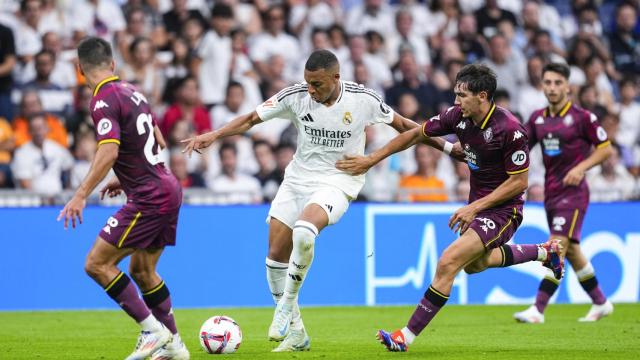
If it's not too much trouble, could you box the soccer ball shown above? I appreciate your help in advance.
[199,315,243,354]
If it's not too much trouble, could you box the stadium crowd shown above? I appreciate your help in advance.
[0,0,638,205]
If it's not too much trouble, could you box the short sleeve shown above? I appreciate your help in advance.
[581,111,610,149]
[255,87,299,122]
[366,91,394,125]
[91,98,122,146]
[421,106,459,137]
[503,125,530,175]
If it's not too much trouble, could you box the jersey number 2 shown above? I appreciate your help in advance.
[136,113,161,165]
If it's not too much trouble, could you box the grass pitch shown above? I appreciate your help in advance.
[1,304,638,359]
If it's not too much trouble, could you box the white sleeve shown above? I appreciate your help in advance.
[255,87,301,122]
[365,91,394,126]
[195,33,213,59]
[11,148,33,180]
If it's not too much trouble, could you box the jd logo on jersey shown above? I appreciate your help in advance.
[342,112,352,125]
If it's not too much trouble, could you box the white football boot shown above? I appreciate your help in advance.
[124,325,172,360]
[151,334,190,360]
[513,305,545,324]
[268,302,293,341]
[579,300,614,322]
[272,328,311,352]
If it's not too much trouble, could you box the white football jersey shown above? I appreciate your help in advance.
[256,81,394,198]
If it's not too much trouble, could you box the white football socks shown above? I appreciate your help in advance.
[139,314,163,332]
[266,257,304,330]
[282,221,318,306]
[400,327,416,345]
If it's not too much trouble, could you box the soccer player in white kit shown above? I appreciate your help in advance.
[182,50,454,351]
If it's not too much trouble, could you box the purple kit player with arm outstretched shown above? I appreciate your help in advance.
[336,64,564,352]
[514,63,614,324]
[57,37,189,360]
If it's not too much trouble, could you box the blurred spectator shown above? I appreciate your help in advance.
[0,23,16,121]
[494,89,521,121]
[11,113,73,196]
[229,29,262,109]
[118,7,167,65]
[274,142,295,184]
[220,0,262,36]
[517,55,547,122]
[588,145,636,202]
[583,56,615,112]
[398,143,448,202]
[169,150,205,188]
[163,0,208,45]
[161,76,211,138]
[70,0,126,45]
[428,0,460,39]
[327,25,350,64]
[0,116,14,188]
[577,84,607,119]
[193,3,233,107]
[18,32,77,90]
[386,8,430,67]
[393,0,432,38]
[12,0,55,65]
[13,90,67,148]
[434,59,465,107]
[21,50,73,118]
[252,140,279,202]
[208,142,262,204]
[67,85,95,140]
[615,78,640,170]
[474,0,517,39]
[289,0,341,54]
[483,33,526,105]
[161,37,192,103]
[528,29,566,64]
[454,178,470,202]
[119,37,164,106]
[345,0,394,38]
[211,81,246,131]
[608,2,640,76]
[250,5,301,82]
[456,13,486,64]
[385,52,440,116]
[342,35,392,90]
[121,0,166,49]
[396,93,422,123]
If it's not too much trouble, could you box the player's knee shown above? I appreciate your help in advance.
[129,266,155,288]
[292,220,318,251]
[463,260,485,274]
[436,250,461,276]
[84,256,107,279]
[565,243,579,261]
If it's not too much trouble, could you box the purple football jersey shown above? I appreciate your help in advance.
[526,102,610,210]
[422,104,529,211]
[90,76,181,212]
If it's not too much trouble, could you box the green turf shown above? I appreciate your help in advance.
[1,304,638,359]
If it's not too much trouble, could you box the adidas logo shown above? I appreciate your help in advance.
[301,113,314,122]
[325,204,333,212]
[289,274,302,281]
[456,121,466,130]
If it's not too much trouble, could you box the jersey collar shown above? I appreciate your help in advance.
[93,75,120,97]
[544,101,572,118]
[479,102,496,129]
[335,80,344,104]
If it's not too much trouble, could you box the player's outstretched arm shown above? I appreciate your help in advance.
[182,111,262,157]
[563,143,613,186]
[58,142,119,229]
[388,113,465,162]
[336,126,423,175]
[449,171,528,234]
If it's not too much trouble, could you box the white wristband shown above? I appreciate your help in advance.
[443,141,453,155]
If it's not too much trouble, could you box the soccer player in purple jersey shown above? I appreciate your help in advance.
[57,37,189,360]
[336,64,564,352]
[513,63,614,324]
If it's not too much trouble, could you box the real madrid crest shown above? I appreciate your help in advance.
[483,127,493,142]
[342,111,352,125]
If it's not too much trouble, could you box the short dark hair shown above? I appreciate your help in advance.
[211,3,233,18]
[455,64,497,100]
[253,139,273,152]
[542,62,570,79]
[219,142,237,157]
[494,89,510,101]
[305,49,339,71]
[77,37,113,70]
[226,81,244,94]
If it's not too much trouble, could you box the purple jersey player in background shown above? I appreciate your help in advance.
[336,64,564,352]
[514,63,614,324]
[57,37,189,360]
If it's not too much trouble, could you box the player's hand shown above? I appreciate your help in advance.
[450,142,465,162]
[335,155,374,175]
[99,177,123,200]
[181,133,216,157]
[448,204,478,235]
[562,167,584,186]
[57,194,86,230]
